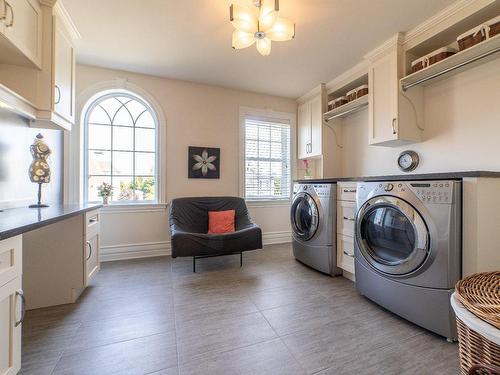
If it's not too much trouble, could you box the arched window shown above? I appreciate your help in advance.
[84,91,158,203]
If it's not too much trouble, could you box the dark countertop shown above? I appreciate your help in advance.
[0,203,103,240]
[295,171,500,184]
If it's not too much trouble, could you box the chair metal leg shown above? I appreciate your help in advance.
[240,251,243,267]
[193,256,196,273]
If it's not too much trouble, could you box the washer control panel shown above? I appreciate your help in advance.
[293,183,333,198]
[407,181,454,204]
[364,181,456,205]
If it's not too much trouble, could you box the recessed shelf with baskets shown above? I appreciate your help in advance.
[401,33,500,91]
[323,94,368,122]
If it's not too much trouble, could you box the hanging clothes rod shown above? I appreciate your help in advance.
[324,102,368,122]
[402,46,500,91]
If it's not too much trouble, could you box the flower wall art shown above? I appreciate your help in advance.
[188,146,220,179]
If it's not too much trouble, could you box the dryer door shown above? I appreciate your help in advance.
[356,196,430,276]
[291,192,319,241]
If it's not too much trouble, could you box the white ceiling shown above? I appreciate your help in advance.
[63,0,456,98]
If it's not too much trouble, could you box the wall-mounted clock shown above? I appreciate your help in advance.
[397,150,419,172]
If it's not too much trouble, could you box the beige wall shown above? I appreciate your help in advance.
[340,59,500,176]
[74,64,297,260]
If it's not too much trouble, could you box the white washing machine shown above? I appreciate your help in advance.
[354,180,462,340]
[291,183,341,276]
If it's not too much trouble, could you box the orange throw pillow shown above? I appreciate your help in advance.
[208,210,235,234]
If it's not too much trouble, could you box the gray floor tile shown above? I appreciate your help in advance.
[53,332,177,375]
[179,339,305,375]
[22,244,459,374]
[176,311,277,364]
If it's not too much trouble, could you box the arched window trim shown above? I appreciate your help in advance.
[65,79,166,207]
[83,90,159,204]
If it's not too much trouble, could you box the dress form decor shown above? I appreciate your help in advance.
[28,133,51,208]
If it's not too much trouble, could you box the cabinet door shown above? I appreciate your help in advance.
[53,17,75,124]
[0,277,23,375]
[368,51,398,145]
[1,0,42,67]
[309,94,323,157]
[85,234,100,285]
[297,102,311,159]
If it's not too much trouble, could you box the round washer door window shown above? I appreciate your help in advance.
[356,196,429,275]
[291,192,319,241]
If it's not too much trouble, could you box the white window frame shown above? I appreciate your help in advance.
[66,78,167,210]
[83,91,160,205]
[239,106,296,206]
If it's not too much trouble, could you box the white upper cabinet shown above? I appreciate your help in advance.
[0,1,78,131]
[297,84,326,159]
[297,101,311,159]
[366,34,423,147]
[0,0,42,68]
[53,13,76,125]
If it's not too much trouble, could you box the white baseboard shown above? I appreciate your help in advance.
[100,241,172,262]
[100,231,292,262]
[262,230,292,245]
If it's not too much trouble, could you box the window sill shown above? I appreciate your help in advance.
[245,200,291,208]
[100,202,168,214]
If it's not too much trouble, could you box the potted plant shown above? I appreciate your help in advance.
[97,182,113,204]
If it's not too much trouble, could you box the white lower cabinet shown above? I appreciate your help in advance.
[0,276,23,375]
[84,210,100,285]
[337,183,357,278]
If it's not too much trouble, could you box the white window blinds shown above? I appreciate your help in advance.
[244,118,291,201]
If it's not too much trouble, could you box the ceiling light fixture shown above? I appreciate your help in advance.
[230,0,295,56]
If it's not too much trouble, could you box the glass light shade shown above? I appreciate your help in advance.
[230,4,258,34]
[256,38,272,56]
[259,0,279,31]
[232,30,256,49]
[265,17,295,41]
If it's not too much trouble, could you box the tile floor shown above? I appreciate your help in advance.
[21,243,460,375]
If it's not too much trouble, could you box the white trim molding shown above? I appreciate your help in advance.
[100,231,292,262]
[65,77,167,205]
[100,241,171,262]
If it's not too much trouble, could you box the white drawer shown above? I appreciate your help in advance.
[337,234,355,274]
[0,236,22,288]
[85,210,100,240]
[337,182,357,202]
[337,201,356,237]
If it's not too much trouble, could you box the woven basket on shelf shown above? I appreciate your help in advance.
[452,272,500,375]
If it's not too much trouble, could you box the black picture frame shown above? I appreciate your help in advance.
[188,146,220,179]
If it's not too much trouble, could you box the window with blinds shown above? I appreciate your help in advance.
[244,118,291,201]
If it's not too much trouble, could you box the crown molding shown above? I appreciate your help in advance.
[297,83,325,103]
[364,32,404,62]
[54,1,81,40]
[403,0,496,50]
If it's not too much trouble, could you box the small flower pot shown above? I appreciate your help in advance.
[102,196,109,205]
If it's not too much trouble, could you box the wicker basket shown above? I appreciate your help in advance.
[455,272,500,329]
[452,272,500,375]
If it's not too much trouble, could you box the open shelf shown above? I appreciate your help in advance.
[323,94,368,122]
[401,34,500,91]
